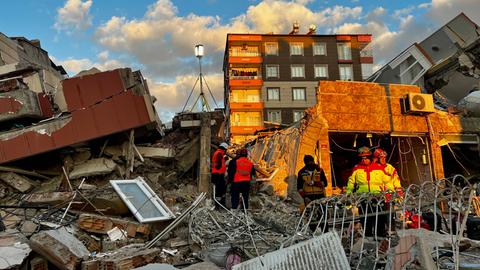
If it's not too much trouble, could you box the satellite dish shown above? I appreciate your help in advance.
[309,24,317,31]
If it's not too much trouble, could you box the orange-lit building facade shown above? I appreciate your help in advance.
[223,33,373,144]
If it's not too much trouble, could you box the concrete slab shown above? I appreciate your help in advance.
[69,158,117,179]
[136,146,174,159]
[29,227,90,270]
[0,172,35,192]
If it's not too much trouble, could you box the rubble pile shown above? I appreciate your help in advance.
[189,194,300,258]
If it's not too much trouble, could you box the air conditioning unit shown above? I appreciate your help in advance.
[402,93,435,114]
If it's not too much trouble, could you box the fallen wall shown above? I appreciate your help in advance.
[0,69,160,164]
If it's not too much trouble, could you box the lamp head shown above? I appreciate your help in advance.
[195,44,204,58]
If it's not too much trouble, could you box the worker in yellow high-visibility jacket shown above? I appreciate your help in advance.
[346,147,393,237]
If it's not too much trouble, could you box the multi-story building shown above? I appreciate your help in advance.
[223,30,373,144]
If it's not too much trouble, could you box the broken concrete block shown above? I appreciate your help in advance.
[69,158,117,179]
[0,172,35,192]
[0,231,31,269]
[20,220,39,237]
[0,210,22,229]
[82,245,160,270]
[107,227,127,241]
[259,183,274,196]
[77,213,151,238]
[136,146,174,159]
[72,151,92,165]
[25,192,74,206]
[29,228,90,270]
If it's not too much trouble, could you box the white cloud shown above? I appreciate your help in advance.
[335,9,429,67]
[53,52,125,75]
[393,6,415,17]
[92,0,366,121]
[427,0,480,25]
[418,2,431,9]
[54,0,93,32]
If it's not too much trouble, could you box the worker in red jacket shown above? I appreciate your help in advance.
[212,142,229,207]
[228,148,256,209]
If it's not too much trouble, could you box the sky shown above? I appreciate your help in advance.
[1,0,479,121]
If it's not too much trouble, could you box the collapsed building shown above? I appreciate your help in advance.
[0,13,479,270]
[250,80,480,197]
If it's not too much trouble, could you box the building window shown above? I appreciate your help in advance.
[290,42,304,55]
[266,65,279,78]
[361,63,373,80]
[293,111,304,122]
[267,87,280,101]
[267,110,281,124]
[337,42,352,60]
[314,64,328,78]
[265,42,279,55]
[292,87,306,101]
[398,55,426,84]
[339,64,353,81]
[313,42,327,55]
[291,65,305,78]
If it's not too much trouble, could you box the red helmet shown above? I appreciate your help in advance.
[373,148,387,158]
[357,147,371,157]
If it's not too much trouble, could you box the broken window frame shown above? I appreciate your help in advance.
[110,177,175,223]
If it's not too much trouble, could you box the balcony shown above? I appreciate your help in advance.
[229,56,262,64]
[229,78,263,87]
[230,125,263,135]
[230,102,264,111]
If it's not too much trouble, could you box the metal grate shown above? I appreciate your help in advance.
[233,232,350,270]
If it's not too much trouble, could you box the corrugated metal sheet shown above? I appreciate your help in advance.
[232,232,350,270]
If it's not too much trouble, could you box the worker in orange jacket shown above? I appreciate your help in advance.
[346,147,393,237]
[228,148,255,209]
[212,142,229,207]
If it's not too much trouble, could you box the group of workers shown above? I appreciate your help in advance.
[211,143,255,209]
[296,146,402,237]
[211,142,403,237]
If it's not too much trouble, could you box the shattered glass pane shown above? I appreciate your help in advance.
[116,183,164,219]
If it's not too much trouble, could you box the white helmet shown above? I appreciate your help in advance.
[219,142,229,149]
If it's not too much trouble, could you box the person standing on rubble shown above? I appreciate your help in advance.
[212,142,229,207]
[228,148,255,209]
[297,155,327,205]
[346,147,393,237]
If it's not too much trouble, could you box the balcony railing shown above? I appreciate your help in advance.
[231,98,261,103]
[229,50,261,57]
[230,75,262,80]
[231,121,263,127]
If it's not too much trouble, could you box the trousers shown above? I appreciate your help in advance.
[231,181,250,209]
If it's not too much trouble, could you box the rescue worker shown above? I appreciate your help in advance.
[346,147,393,237]
[228,148,255,209]
[373,148,402,190]
[297,155,327,204]
[373,148,403,232]
[212,142,229,207]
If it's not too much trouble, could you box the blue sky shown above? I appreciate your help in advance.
[1,0,479,121]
